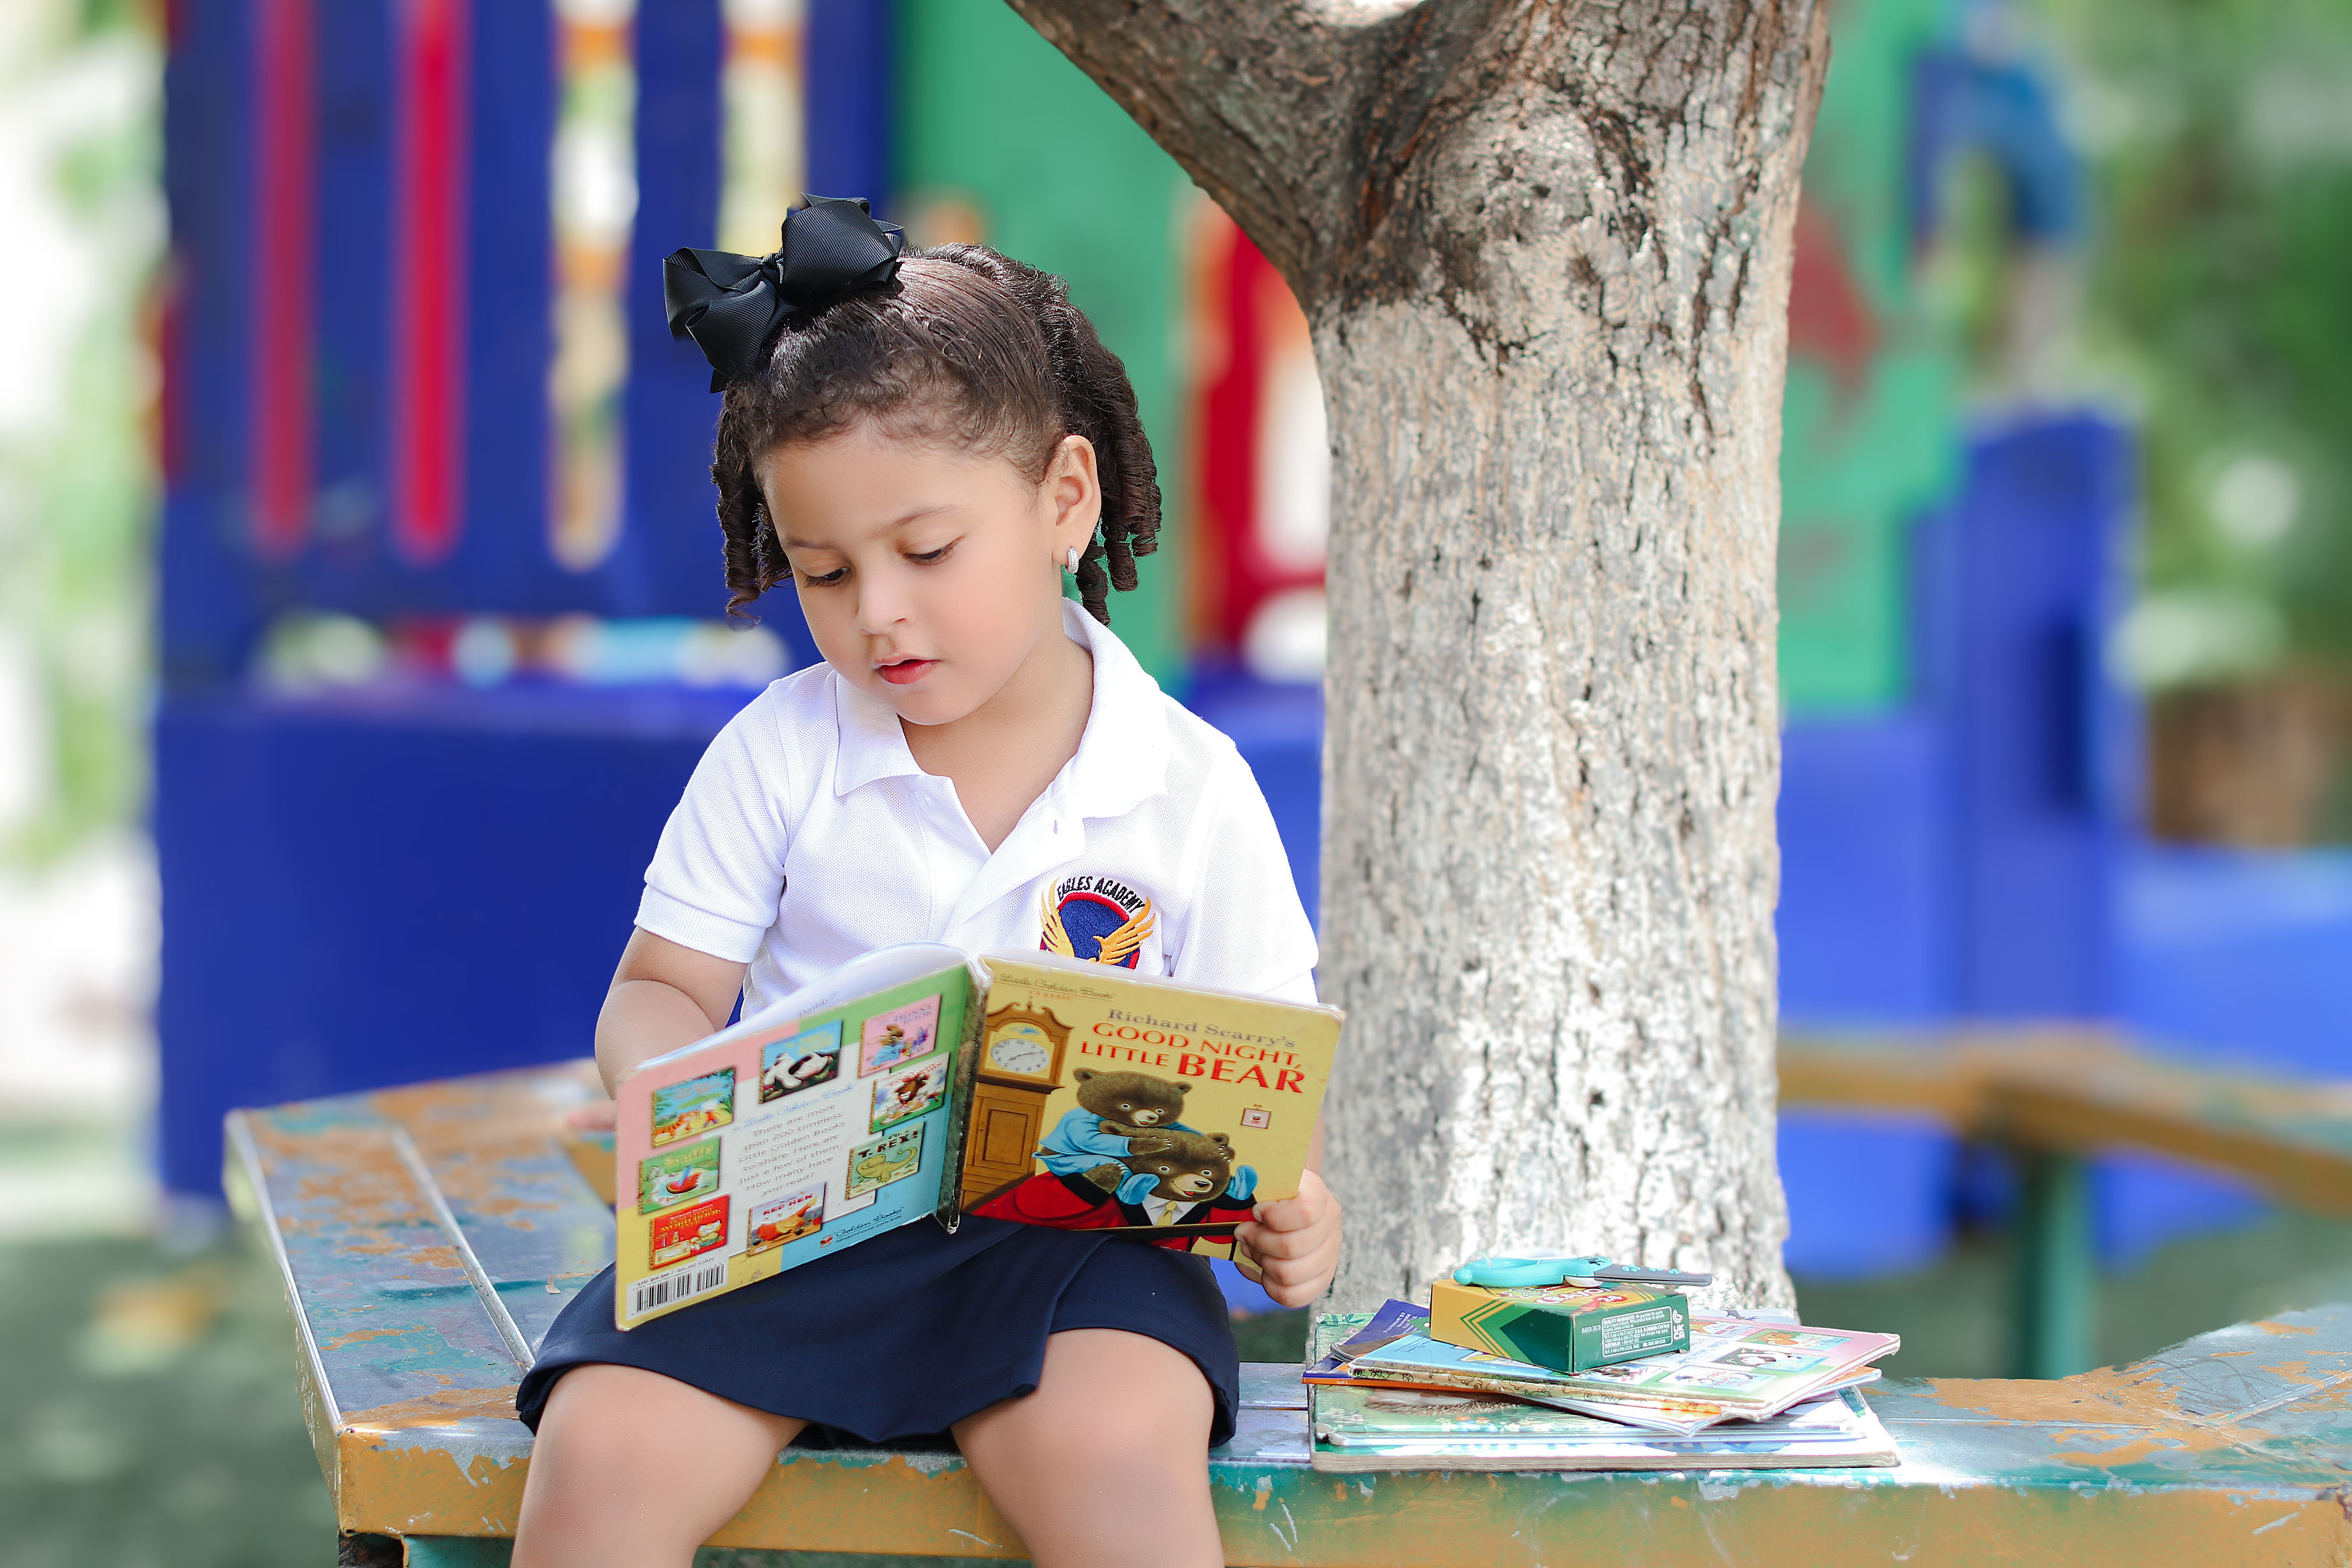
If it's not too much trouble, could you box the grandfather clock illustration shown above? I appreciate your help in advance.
[960,1003,1071,1209]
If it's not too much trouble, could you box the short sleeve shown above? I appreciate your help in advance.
[637,694,796,964]
[1167,749,1320,1004]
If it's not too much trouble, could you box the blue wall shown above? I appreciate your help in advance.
[1777,416,2134,1278]
[155,690,737,1191]
[157,1,890,1191]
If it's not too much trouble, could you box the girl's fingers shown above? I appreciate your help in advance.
[1249,1230,1337,1275]
[1234,1173,1341,1305]
[1248,1234,1339,1306]
[1259,1275,1328,1309]
[1243,1205,1336,1255]
[1248,1170,1331,1233]
[1249,1196,1314,1234]
[1235,1214,1328,1261]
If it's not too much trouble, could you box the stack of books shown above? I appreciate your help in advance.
[1303,1301,1903,1472]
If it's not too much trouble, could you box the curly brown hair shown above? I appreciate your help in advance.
[708,245,1161,625]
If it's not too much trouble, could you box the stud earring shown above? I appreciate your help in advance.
[1066,545,1081,574]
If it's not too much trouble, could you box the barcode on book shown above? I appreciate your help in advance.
[630,1260,728,1318]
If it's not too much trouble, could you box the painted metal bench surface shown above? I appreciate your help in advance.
[229,1063,2352,1567]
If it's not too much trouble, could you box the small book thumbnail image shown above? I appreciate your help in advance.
[845,1124,925,1199]
[1707,1345,1821,1372]
[638,1138,722,1215]
[760,1019,843,1103]
[859,994,942,1077]
[1663,1366,1763,1391]
[870,1058,947,1134]
[649,1195,730,1269]
[650,1067,736,1147]
[744,1184,826,1254]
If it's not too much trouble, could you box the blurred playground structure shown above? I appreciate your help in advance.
[4,0,2352,1365]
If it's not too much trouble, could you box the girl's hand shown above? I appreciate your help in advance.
[1234,1169,1341,1309]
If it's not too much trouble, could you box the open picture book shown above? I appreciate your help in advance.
[613,944,1343,1327]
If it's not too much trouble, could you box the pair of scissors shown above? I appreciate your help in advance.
[1452,1251,1714,1290]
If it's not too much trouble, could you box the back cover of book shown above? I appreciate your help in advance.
[613,957,975,1327]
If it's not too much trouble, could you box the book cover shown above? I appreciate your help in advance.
[1352,1317,1898,1422]
[1308,1389,1900,1473]
[1303,1299,1428,1380]
[1512,1367,1886,1437]
[1311,1308,1739,1432]
[613,949,977,1327]
[1317,1380,1883,1446]
[953,955,1341,1267]
[609,944,1345,1326]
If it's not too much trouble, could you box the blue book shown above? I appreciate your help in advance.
[1303,1298,1428,1380]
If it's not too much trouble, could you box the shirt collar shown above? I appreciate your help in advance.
[1061,599,1171,819]
[829,600,1171,811]
[830,676,924,796]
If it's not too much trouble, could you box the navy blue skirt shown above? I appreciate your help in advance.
[517,1216,1239,1447]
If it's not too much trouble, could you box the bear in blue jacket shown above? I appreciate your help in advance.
[1033,1068,1194,1190]
[1105,1127,1260,1228]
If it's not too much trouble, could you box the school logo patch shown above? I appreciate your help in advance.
[1039,874,1154,968]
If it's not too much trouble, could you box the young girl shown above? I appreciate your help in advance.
[511,198,1341,1568]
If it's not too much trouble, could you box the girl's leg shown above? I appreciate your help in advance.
[512,1364,804,1568]
[952,1328,1223,1568]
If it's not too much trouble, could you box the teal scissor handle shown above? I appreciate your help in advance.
[1452,1253,1612,1287]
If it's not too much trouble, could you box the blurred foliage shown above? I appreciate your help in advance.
[2031,0,2352,668]
[0,0,159,868]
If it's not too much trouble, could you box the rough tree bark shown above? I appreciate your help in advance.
[1008,0,1827,1309]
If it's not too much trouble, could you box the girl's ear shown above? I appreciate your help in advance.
[1044,433,1102,560]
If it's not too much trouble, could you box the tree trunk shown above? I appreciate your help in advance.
[1009,0,1827,1309]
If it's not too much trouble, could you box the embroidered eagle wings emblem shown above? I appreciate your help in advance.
[1039,885,1155,967]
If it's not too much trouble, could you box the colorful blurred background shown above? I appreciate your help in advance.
[6,0,2352,1561]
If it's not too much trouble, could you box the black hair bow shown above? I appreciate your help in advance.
[664,195,906,389]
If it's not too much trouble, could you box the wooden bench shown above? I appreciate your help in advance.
[230,1060,2352,1566]
[1780,1028,2352,1377]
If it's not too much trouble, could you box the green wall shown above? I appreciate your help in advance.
[895,0,1194,683]
[1778,0,1964,714]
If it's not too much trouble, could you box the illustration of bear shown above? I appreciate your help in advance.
[1031,1069,1196,1190]
[968,1071,1259,1247]
[1105,1128,1260,1231]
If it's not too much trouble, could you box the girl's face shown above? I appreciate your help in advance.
[760,421,1100,727]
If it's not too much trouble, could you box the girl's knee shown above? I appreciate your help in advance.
[518,1367,802,1568]
[527,1364,798,1502]
[533,1366,670,1461]
[1017,1374,1214,1475]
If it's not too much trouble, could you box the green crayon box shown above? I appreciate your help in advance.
[1428,1277,1690,1373]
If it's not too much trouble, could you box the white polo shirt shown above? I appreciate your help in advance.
[637,601,1319,1012]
